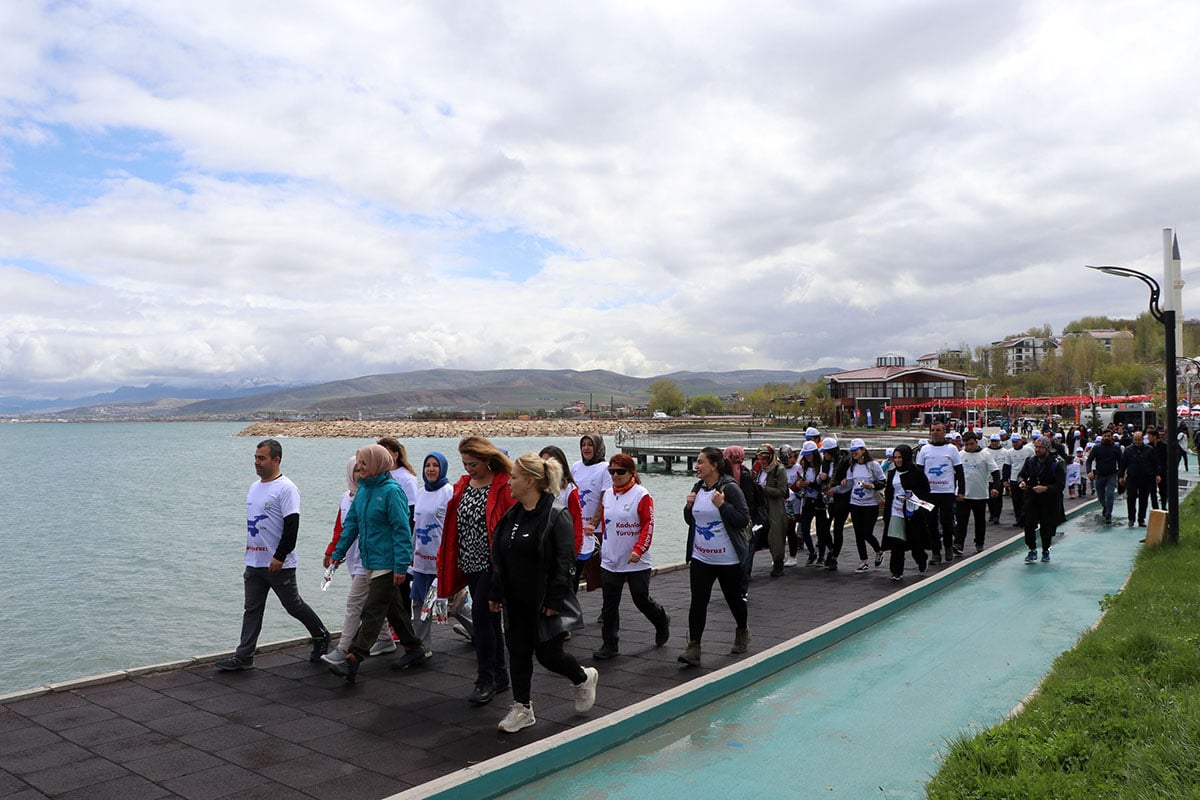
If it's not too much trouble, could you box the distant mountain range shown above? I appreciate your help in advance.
[6,367,838,420]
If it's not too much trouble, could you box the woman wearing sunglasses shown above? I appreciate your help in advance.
[592,454,670,660]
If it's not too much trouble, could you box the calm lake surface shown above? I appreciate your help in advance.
[0,422,701,695]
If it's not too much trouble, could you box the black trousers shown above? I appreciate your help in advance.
[235,567,326,660]
[688,559,748,643]
[956,498,989,548]
[505,608,585,705]
[928,494,956,555]
[599,568,667,648]
[828,493,850,559]
[849,504,881,561]
[1024,493,1060,551]
[1009,483,1026,526]
[802,500,830,558]
[1126,479,1153,524]
[466,569,508,684]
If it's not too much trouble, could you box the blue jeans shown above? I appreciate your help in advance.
[1094,473,1117,519]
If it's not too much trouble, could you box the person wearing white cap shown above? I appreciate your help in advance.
[818,437,848,570]
[985,434,1006,523]
[914,422,964,563]
[844,439,886,573]
[793,442,825,566]
[1002,433,1032,528]
[1066,446,1083,498]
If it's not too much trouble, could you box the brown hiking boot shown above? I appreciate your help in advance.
[677,640,701,667]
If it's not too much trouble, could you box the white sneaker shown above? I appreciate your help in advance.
[369,639,397,656]
[574,666,599,714]
[782,557,798,568]
[320,649,347,665]
[497,701,536,733]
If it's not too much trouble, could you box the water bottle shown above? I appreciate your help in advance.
[320,562,339,591]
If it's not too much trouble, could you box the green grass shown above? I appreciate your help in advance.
[927,490,1200,799]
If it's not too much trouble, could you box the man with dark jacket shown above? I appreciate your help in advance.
[1147,429,1170,510]
[1119,430,1160,528]
[1017,438,1066,562]
[1086,430,1123,524]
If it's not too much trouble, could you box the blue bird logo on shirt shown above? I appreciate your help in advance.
[246,514,268,537]
[579,488,593,507]
[927,464,949,477]
[415,522,438,545]
[853,485,869,499]
[696,519,722,540]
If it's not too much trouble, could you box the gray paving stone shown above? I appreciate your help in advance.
[58,716,152,747]
[142,709,225,738]
[21,756,130,796]
[258,751,361,790]
[88,730,187,763]
[159,762,269,800]
[214,737,309,770]
[0,726,61,758]
[0,740,91,775]
[26,703,117,732]
[55,772,173,800]
[124,746,224,781]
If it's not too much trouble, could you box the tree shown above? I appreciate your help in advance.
[687,394,724,416]
[648,379,686,416]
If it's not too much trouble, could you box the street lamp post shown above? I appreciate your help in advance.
[1086,264,1179,543]
[1085,381,1105,429]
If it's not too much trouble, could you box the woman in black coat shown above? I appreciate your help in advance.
[881,444,931,581]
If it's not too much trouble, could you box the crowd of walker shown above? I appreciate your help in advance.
[213,418,1188,735]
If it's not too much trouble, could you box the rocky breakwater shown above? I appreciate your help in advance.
[237,418,690,439]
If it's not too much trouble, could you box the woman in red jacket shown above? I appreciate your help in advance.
[437,435,516,706]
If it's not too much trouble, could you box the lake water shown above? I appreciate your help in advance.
[0,422,702,696]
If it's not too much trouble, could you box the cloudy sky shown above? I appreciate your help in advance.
[3,0,1199,399]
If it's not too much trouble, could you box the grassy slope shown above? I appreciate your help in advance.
[927,490,1200,799]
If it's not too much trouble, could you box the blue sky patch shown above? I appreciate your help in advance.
[457,226,566,281]
[6,257,93,285]
[1,124,182,207]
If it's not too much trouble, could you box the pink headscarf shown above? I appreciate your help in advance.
[356,444,394,479]
[723,445,745,483]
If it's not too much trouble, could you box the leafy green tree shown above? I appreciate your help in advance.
[649,379,686,416]
[687,394,724,416]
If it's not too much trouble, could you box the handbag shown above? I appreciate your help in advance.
[536,591,586,643]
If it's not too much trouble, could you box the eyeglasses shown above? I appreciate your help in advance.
[608,468,628,476]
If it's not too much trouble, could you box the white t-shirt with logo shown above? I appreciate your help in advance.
[690,487,740,566]
[915,443,961,495]
[848,462,885,507]
[411,483,453,576]
[572,460,611,557]
[245,476,301,569]
[389,468,419,508]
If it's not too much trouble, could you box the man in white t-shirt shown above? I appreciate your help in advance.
[216,439,330,671]
[915,422,965,564]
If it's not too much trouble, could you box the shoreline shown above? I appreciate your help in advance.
[236,418,697,438]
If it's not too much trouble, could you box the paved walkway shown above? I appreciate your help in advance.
[1,495,1098,800]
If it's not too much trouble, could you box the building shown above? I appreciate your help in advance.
[826,355,975,426]
[915,348,969,371]
[1059,328,1136,354]
[982,336,1057,376]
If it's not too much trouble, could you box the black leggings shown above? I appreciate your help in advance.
[505,610,586,705]
[466,570,507,684]
[688,559,748,642]
[849,504,881,561]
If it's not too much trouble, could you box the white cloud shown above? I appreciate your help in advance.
[2,0,1200,397]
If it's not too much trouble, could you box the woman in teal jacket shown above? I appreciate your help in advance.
[328,444,427,682]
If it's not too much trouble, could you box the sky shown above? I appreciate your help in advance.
[3,0,1200,399]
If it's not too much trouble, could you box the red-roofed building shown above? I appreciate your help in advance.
[826,355,975,426]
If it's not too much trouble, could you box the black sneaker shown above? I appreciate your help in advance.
[805,553,818,566]
[328,653,359,684]
[468,680,496,705]
[391,648,432,670]
[215,655,254,671]
[930,553,942,565]
[592,643,620,660]
[825,557,838,571]
[309,631,331,663]
[655,613,671,648]
[494,672,510,694]
[952,545,964,556]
